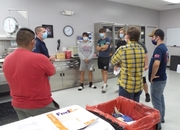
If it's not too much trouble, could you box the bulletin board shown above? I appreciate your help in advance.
[166,28,180,46]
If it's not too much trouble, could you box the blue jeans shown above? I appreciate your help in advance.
[119,86,142,102]
[151,80,166,129]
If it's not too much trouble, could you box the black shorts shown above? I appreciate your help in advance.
[143,76,147,83]
[98,57,109,71]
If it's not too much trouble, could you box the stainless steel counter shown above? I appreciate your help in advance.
[0,57,115,93]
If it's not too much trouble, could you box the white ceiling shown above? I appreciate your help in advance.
[107,0,180,10]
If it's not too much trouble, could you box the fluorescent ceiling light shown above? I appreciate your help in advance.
[163,0,180,3]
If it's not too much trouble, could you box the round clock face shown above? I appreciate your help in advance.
[63,25,74,37]
[3,17,19,34]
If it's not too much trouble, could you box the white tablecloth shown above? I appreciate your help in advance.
[0,105,115,130]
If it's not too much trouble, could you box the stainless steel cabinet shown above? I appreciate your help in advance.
[92,59,102,82]
[0,69,9,93]
[50,71,63,91]
[63,69,79,88]
[50,59,80,91]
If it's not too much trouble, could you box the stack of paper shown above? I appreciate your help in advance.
[114,67,121,76]
[45,105,98,130]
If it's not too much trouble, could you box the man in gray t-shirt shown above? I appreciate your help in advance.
[78,32,96,91]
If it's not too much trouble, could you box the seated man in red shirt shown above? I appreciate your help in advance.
[3,28,59,120]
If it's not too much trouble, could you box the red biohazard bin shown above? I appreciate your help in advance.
[86,96,160,130]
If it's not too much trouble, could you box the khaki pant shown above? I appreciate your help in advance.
[14,101,59,120]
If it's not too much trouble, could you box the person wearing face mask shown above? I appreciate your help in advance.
[148,29,169,130]
[116,28,127,50]
[33,26,55,62]
[3,28,59,120]
[77,32,96,91]
[96,28,111,93]
[111,27,145,102]
[114,29,150,102]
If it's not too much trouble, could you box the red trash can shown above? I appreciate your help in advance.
[86,96,160,130]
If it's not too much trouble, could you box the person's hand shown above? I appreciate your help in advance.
[86,59,89,63]
[150,75,159,83]
[144,66,148,71]
[114,65,118,71]
[84,59,89,63]
[50,56,55,62]
[101,46,103,51]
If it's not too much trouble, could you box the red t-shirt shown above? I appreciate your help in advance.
[3,48,55,109]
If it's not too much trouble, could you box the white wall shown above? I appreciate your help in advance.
[160,8,180,65]
[0,0,160,55]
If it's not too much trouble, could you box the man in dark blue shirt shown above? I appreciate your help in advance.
[33,26,55,62]
[96,28,111,93]
[148,29,169,130]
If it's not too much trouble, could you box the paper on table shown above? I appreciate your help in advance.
[114,67,121,76]
[46,106,98,130]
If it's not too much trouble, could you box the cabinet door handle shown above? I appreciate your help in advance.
[63,73,65,76]
[60,73,62,77]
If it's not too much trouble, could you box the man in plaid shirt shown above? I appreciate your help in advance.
[111,27,145,102]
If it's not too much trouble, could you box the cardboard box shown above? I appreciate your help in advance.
[56,53,65,59]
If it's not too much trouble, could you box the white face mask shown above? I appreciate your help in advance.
[83,37,88,41]
[119,34,124,38]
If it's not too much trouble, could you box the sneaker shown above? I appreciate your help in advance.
[102,85,108,89]
[145,93,150,102]
[89,84,97,89]
[161,118,165,123]
[115,90,119,93]
[78,86,84,91]
[102,85,108,93]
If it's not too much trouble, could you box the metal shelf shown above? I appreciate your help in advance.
[0,37,16,41]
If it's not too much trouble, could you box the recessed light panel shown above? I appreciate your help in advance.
[163,0,180,3]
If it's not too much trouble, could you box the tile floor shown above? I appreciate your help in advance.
[0,69,180,130]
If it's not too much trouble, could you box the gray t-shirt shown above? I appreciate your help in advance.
[78,41,94,60]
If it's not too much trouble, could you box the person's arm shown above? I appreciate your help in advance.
[96,41,102,52]
[78,43,86,60]
[144,54,148,71]
[41,56,56,76]
[138,42,148,70]
[111,47,122,66]
[151,60,160,78]
[101,38,110,51]
[49,55,55,62]
[101,44,109,51]
[87,43,94,60]
[150,48,162,82]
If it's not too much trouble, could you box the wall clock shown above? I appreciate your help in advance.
[3,17,19,35]
[63,25,74,37]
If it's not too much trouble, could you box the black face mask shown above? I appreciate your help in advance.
[151,37,158,45]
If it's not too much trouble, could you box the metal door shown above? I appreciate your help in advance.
[49,71,63,91]
[92,59,102,82]
[62,69,79,88]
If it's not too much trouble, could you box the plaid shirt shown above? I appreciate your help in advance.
[111,42,145,93]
